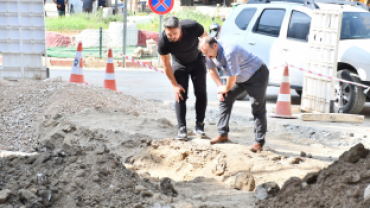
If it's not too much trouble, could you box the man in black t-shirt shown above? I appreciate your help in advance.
[158,16,208,140]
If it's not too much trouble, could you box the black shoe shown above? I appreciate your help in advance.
[194,122,205,137]
[177,126,187,140]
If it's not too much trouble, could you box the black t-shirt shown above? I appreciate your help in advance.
[158,19,204,64]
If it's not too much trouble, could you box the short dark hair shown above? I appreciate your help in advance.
[164,16,180,29]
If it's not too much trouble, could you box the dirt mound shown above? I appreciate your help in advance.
[0,81,162,153]
[0,138,174,208]
[34,110,260,207]
[0,79,14,87]
[46,31,72,47]
[255,143,370,208]
[34,108,333,207]
[127,137,330,188]
[2,80,359,208]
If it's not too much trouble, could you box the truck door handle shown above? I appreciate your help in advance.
[248,42,256,45]
[282,48,289,51]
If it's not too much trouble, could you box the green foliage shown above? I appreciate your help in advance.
[46,8,224,32]
[46,9,134,31]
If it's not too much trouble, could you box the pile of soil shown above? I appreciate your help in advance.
[0,80,162,153]
[2,79,366,208]
[37,108,330,189]
[0,137,175,208]
[255,143,370,208]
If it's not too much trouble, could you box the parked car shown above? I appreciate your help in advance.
[217,0,370,113]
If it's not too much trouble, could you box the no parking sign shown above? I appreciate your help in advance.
[149,0,174,15]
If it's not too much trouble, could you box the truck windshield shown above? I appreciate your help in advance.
[341,12,370,40]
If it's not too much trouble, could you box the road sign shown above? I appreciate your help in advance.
[148,0,174,15]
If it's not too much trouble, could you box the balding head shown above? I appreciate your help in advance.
[198,37,218,58]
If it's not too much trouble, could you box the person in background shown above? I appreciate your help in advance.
[44,0,47,16]
[82,0,96,13]
[98,0,106,9]
[53,0,68,17]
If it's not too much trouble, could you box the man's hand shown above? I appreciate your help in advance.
[161,54,184,102]
[217,86,228,94]
[57,4,61,7]
[217,86,228,101]
[173,84,186,102]
[218,93,227,102]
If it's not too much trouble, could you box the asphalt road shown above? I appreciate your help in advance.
[49,66,370,114]
[48,66,370,135]
[49,66,301,103]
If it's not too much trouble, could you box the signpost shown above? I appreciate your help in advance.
[148,0,174,67]
[123,0,127,68]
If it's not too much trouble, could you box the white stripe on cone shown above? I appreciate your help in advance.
[105,73,115,80]
[277,94,291,102]
[75,51,83,58]
[107,58,114,63]
[282,76,289,83]
[71,67,83,75]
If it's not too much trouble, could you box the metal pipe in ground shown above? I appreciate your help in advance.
[157,15,163,67]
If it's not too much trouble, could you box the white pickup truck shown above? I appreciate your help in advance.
[218,0,370,114]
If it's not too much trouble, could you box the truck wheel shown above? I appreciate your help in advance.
[333,70,365,114]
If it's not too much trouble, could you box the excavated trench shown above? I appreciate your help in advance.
[0,79,363,208]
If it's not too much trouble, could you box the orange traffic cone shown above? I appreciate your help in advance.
[70,42,85,83]
[104,48,117,91]
[270,65,298,119]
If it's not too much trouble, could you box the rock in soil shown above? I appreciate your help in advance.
[300,151,307,157]
[255,182,280,200]
[234,171,256,191]
[0,189,12,203]
[0,139,167,208]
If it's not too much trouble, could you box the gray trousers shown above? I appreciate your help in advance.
[217,64,269,146]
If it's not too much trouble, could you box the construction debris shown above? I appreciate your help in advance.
[255,144,370,208]
[1,79,369,207]
[301,113,364,123]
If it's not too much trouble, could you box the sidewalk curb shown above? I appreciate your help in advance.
[0,58,152,69]
[46,58,152,68]
[158,100,370,141]
[50,58,74,67]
